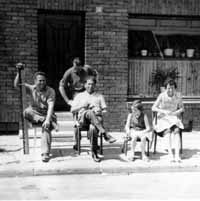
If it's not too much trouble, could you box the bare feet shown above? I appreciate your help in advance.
[174,155,182,163]
[142,155,150,162]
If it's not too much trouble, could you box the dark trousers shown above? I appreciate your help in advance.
[75,110,105,152]
[24,107,53,154]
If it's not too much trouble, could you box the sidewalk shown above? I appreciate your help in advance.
[0,131,200,177]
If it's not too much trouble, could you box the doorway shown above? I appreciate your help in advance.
[38,10,85,111]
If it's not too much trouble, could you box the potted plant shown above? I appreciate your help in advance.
[140,35,148,56]
[150,66,180,94]
[164,36,173,57]
[186,36,195,58]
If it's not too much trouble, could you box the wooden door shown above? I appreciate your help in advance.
[38,11,85,111]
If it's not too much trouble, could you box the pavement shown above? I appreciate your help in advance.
[0,131,200,177]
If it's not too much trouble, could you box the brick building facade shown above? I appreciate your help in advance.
[0,0,200,132]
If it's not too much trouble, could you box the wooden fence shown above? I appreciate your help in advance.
[128,59,200,98]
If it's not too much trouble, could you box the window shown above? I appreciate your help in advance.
[129,31,200,59]
[128,15,200,99]
[128,15,200,59]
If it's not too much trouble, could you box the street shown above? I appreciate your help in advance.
[0,172,200,200]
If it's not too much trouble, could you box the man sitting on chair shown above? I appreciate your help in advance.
[14,63,57,162]
[71,76,116,162]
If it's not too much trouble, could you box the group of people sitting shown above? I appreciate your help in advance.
[14,57,184,164]
[14,58,116,162]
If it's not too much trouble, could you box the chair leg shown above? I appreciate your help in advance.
[33,127,37,150]
[180,131,183,154]
[147,140,150,156]
[124,141,128,156]
[100,133,103,155]
[153,132,157,154]
[77,127,81,155]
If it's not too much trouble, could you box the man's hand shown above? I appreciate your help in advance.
[68,100,73,106]
[83,101,90,109]
[16,62,25,70]
[42,119,50,130]
[92,107,102,115]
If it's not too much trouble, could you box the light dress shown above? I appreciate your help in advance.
[153,91,184,133]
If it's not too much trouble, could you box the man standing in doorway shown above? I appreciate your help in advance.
[59,57,88,150]
[59,57,87,107]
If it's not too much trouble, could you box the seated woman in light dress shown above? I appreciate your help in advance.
[152,78,184,162]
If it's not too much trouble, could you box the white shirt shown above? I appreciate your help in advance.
[71,91,107,116]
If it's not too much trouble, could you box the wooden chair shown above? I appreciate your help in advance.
[28,121,58,149]
[121,133,150,156]
[152,111,183,154]
[74,115,104,155]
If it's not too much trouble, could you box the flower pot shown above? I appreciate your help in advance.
[186,49,195,58]
[164,48,173,56]
[141,49,148,56]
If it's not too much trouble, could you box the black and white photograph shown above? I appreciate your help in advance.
[0,0,200,200]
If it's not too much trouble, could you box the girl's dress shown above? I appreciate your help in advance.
[153,91,184,133]
[129,112,151,140]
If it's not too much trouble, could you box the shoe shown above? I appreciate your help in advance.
[104,134,116,143]
[121,146,125,153]
[92,152,101,162]
[41,153,50,163]
[97,153,104,158]
[73,144,78,151]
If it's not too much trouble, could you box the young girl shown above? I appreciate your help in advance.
[125,100,151,161]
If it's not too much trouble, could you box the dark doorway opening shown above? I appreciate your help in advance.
[38,10,85,111]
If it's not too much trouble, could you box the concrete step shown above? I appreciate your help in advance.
[19,129,88,139]
[57,121,74,131]
[55,112,73,121]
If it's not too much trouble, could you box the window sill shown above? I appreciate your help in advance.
[127,96,200,104]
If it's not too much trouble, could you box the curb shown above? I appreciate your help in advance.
[1,164,200,178]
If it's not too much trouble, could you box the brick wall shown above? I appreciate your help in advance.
[0,0,200,131]
[84,1,128,130]
[0,0,37,123]
[0,0,129,131]
[129,0,200,15]
[38,0,129,131]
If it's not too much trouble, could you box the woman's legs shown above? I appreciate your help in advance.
[173,127,181,161]
[164,129,174,161]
